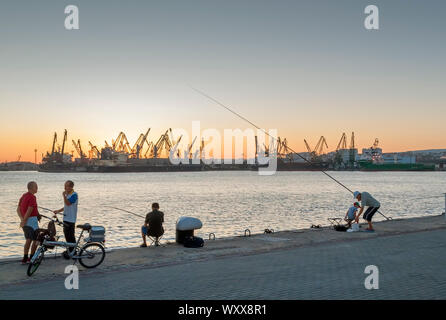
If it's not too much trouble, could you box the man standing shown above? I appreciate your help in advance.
[53,180,78,256]
[17,181,40,264]
[354,191,380,231]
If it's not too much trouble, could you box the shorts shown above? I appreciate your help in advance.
[23,226,37,241]
[141,225,164,238]
[363,207,379,222]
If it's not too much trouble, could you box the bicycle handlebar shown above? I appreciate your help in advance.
[39,214,66,227]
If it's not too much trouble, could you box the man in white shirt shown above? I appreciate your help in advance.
[54,180,78,256]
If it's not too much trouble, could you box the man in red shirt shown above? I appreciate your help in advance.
[17,181,40,264]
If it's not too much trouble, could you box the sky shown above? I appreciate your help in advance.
[0,0,445,162]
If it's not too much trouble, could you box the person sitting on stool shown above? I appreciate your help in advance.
[141,202,164,247]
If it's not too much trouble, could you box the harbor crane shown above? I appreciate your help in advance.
[170,135,183,159]
[303,136,329,162]
[131,129,151,159]
[350,132,355,149]
[185,136,197,159]
[336,133,347,151]
[193,137,212,160]
[277,137,292,162]
[51,132,57,155]
[314,136,328,155]
[43,129,69,163]
[72,139,86,158]
[60,130,67,156]
[149,129,171,158]
[112,132,132,154]
[88,141,101,159]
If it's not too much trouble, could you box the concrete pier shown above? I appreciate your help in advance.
[1,215,445,299]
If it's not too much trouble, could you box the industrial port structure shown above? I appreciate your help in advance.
[36,129,438,172]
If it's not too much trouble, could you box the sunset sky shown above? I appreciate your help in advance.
[1,0,445,162]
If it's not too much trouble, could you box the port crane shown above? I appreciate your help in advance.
[72,139,86,158]
[193,137,212,160]
[303,136,328,162]
[184,136,197,159]
[350,132,355,150]
[314,136,328,155]
[336,133,347,151]
[131,129,151,159]
[148,129,172,158]
[60,130,67,156]
[370,138,381,162]
[277,137,292,162]
[112,132,132,154]
[88,142,101,159]
[43,129,69,163]
[51,132,57,155]
[168,132,183,159]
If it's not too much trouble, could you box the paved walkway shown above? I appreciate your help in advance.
[2,228,446,299]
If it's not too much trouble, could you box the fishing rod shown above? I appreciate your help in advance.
[38,206,56,213]
[192,87,392,221]
[38,206,66,217]
[106,206,146,219]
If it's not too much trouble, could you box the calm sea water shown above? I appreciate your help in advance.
[0,171,445,258]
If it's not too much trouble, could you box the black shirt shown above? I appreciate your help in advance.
[145,210,164,237]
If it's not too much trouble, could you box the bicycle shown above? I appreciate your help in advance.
[27,215,106,276]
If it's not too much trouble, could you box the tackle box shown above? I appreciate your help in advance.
[85,226,106,243]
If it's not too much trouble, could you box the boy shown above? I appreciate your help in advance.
[17,181,40,264]
[141,203,164,247]
[345,202,360,228]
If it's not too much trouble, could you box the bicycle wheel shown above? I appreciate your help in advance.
[27,247,44,276]
[78,242,105,268]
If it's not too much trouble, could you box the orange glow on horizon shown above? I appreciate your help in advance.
[1,130,445,163]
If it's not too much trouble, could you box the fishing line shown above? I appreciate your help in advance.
[192,87,392,220]
[106,206,146,219]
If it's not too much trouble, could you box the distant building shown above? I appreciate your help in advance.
[287,152,311,163]
[336,149,358,164]
[382,153,416,164]
[360,147,383,162]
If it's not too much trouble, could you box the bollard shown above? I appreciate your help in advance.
[444,193,446,217]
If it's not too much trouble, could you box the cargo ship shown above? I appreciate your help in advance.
[357,160,435,171]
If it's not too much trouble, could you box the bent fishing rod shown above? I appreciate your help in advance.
[192,87,392,221]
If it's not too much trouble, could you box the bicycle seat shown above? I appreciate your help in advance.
[76,223,92,231]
